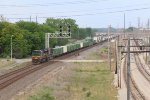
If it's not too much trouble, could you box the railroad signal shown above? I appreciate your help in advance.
[59,25,63,36]
[67,25,71,36]
[68,25,71,32]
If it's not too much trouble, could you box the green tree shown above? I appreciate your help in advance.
[0,22,28,58]
[0,18,95,58]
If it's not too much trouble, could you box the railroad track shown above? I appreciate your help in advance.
[133,40,150,82]
[123,51,145,100]
[134,54,150,82]
[0,40,107,90]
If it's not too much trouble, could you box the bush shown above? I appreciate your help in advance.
[86,91,91,97]
[28,87,54,100]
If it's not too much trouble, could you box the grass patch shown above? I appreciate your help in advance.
[28,86,54,100]
[64,62,117,100]
[100,47,108,53]
[88,47,108,60]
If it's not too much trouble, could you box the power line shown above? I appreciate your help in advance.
[39,7,150,18]
[30,0,101,6]
[1,3,150,16]
[40,3,150,14]
[7,6,150,20]
[0,0,105,7]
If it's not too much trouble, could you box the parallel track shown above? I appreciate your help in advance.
[134,54,150,82]
[0,40,108,90]
[134,40,150,82]
[123,38,146,100]
[123,57,146,100]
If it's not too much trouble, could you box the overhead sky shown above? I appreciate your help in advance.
[0,0,150,28]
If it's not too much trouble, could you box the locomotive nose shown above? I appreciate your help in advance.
[32,56,40,59]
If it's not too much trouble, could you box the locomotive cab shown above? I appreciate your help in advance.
[32,49,52,64]
[32,50,43,64]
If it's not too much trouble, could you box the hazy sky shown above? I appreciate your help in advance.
[0,0,150,28]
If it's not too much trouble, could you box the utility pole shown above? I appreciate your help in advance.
[108,25,111,71]
[77,28,80,55]
[146,19,149,63]
[11,35,13,61]
[118,35,122,88]
[116,35,120,87]
[148,20,150,64]
[138,17,140,34]
[138,17,140,29]
[127,38,130,100]
[36,16,38,23]
[129,22,131,27]
[115,38,117,74]
[148,19,150,33]
[115,25,120,87]
[30,16,31,22]
[124,13,126,38]
[78,28,79,40]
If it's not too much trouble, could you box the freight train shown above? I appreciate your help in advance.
[32,34,116,64]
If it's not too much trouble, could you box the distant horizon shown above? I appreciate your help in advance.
[0,17,141,29]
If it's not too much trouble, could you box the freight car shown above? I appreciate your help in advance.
[32,35,115,64]
[52,47,63,57]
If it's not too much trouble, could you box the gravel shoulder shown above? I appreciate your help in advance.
[0,58,31,75]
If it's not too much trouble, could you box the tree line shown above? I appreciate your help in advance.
[0,18,95,58]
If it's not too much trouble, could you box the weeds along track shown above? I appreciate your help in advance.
[123,57,146,100]
[0,40,107,90]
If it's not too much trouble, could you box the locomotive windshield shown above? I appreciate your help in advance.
[32,50,41,56]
